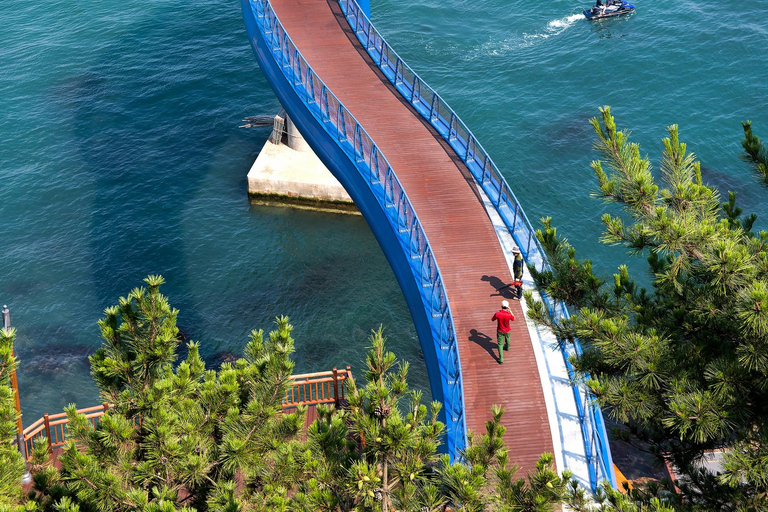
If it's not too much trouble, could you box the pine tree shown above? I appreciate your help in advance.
[294,326,447,512]
[458,406,570,512]
[566,481,680,512]
[0,328,26,508]
[27,277,306,512]
[89,274,182,413]
[526,107,768,508]
[8,276,708,511]
[294,328,573,512]
[741,120,768,184]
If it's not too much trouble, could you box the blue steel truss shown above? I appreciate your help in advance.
[339,0,617,491]
[244,0,468,457]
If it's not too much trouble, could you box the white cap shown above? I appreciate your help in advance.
[501,300,509,308]
[512,245,520,253]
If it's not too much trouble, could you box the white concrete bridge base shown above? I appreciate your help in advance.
[248,113,357,212]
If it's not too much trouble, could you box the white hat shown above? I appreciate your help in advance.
[512,245,520,253]
[501,300,509,308]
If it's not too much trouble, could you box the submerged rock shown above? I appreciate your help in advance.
[206,350,238,369]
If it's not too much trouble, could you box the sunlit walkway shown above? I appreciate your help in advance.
[266,0,554,472]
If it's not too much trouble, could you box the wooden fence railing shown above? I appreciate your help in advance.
[21,404,108,460]
[284,366,353,408]
[19,366,353,461]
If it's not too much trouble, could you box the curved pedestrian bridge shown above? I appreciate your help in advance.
[241,0,616,491]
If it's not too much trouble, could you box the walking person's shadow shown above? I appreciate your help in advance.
[469,328,500,363]
[481,275,516,299]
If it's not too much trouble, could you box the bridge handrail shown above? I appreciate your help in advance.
[246,0,467,456]
[20,369,355,460]
[338,0,616,491]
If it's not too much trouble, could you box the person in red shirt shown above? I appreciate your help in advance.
[492,300,515,363]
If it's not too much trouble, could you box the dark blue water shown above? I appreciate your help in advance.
[373,0,768,268]
[2,0,767,423]
[0,0,424,422]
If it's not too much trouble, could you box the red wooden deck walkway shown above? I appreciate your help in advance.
[268,0,554,472]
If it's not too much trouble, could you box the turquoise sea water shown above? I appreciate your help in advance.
[1,0,767,424]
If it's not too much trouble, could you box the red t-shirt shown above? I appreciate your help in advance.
[492,309,515,333]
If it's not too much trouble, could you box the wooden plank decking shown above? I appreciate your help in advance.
[268,0,554,472]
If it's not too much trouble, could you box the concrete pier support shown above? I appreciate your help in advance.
[285,116,312,153]
[247,112,357,213]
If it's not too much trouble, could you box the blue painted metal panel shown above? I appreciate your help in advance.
[358,0,370,18]
[338,0,617,491]
[241,0,467,457]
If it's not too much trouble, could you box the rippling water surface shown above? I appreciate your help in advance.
[1,0,767,422]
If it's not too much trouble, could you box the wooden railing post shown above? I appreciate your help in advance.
[332,368,339,406]
[43,414,52,454]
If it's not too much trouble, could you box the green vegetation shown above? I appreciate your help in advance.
[0,276,574,512]
[741,120,768,184]
[4,113,766,510]
[527,107,768,511]
[0,328,26,508]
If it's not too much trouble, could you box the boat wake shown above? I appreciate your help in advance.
[470,13,583,58]
[548,13,585,31]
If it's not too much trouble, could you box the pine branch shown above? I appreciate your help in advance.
[741,120,768,184]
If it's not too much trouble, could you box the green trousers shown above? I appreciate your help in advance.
[497,331,510,362]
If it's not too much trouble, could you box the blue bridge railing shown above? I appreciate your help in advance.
[339,0,617,491]
[247,0,467,456]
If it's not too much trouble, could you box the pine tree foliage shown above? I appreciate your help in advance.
[741,120,768,184]
[460,405,571,512]
[526,107,768,508]
[0,328,26,508]
[24,277,306,512]
[566,481,679,512]
[90,275,182,412]
[292,327,571,512]
[4,276,715,511]
[26,439,66,511]
[292,326,448,512]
